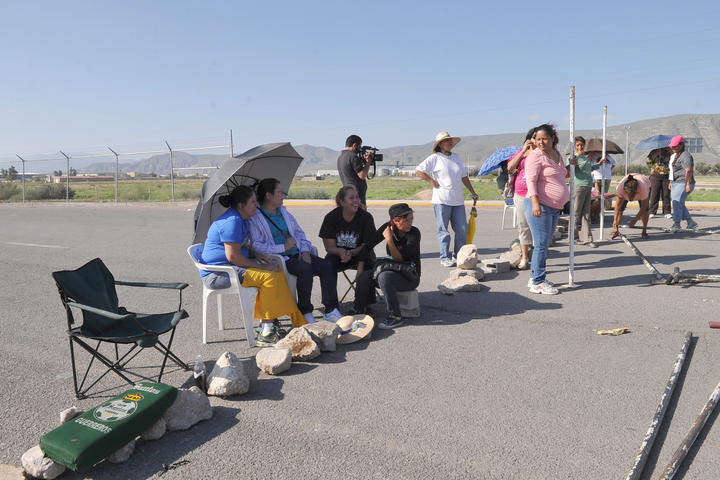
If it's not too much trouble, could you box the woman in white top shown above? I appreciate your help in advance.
[415,131,479,267]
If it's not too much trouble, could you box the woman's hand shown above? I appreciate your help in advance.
[568,156,578,166]
[301,251,312,264]
[339,249,352,263]
[284,236,297,251]
[531,197,542,217]
[255,254,280,272]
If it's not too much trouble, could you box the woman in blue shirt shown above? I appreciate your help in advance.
[201,185,304,346]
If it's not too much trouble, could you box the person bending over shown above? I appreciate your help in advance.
[610,174,651,240]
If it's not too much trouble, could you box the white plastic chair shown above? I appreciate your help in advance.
[187,244,258,346]
[502,197,518,229]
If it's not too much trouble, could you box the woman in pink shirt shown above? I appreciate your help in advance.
[523,124,569,295]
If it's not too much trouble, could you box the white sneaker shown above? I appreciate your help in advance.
[529,281,559,295]
[665,214,673,219]
[649,214,656,219]
[440,258,456,267]
[669,222,682,233]
[323,308,343,322]
[303,312,316,324]
[686,219,699,230]
[528,278,554,288]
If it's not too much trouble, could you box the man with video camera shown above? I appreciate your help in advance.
[337,134,372,208]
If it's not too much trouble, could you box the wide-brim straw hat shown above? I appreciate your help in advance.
[336,314,374,344]
[432,131,461,152]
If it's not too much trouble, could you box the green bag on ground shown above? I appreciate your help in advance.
[39,382,177,472]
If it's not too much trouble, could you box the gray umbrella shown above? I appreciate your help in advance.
[192,142,304,244]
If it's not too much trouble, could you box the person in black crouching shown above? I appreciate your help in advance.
[355,203,421,330]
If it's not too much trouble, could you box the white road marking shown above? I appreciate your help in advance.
[0,240,68,249]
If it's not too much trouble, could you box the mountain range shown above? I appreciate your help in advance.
[79,113,720,176]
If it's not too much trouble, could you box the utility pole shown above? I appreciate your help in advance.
[164,141,175,202]
[60,151,70,203]
[15,154,26,203]
[108,147,119,203]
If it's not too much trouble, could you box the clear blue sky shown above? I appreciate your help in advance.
[1,0,719,162]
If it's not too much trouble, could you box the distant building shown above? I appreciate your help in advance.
[316,169,338,178]
[48,174,115,183]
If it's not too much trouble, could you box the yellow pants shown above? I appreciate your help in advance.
[241,269,305,327]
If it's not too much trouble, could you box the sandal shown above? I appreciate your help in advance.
[641,231,649,239]
[517,259,529,270]
[609,231,620,240]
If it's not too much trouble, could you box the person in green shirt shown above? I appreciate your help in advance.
[568,136,602,247]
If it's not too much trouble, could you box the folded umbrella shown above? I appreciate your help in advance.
[635,135,673,151]
[466,199,477,244]
[478,146,521,176]
[584,138,624,154]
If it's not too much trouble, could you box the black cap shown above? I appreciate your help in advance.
[388,203,413,219]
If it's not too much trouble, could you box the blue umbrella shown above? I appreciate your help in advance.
[478,145,521,176]
[635,135,673,151]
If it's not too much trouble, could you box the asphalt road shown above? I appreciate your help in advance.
[1,201,719,480]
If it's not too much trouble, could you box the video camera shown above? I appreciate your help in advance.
[359,145,383,163]
[358,146,383,178]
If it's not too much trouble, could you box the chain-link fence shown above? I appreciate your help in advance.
[0,136,234,203]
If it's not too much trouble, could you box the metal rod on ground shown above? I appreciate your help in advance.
[669,270,720,284]
[16,154,25,203]
[165,141,175,202]
[625,331,692,480]
[620,234,665,282]
[60,150,70,203]
[657,379,720,480]
[108,147,119,203]
[568,85,576,286]
[599,106,607,240]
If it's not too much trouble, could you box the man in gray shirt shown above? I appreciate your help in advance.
[337,134,371,207]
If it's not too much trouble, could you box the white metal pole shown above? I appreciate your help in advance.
[60,150,70,203]
[16,154,25,203]
[165,141,175,202]
[599,107,607,239]
[568,86,576,287]
[108,147,119,203]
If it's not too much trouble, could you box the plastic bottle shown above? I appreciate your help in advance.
[193,355,206,393]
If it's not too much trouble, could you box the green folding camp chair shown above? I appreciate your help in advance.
[52,258,190,399]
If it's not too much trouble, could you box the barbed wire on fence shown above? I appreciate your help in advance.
[0,134,233,203]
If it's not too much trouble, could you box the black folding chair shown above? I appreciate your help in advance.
[52,258,189,398]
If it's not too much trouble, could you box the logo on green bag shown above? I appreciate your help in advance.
[93,398,139,423]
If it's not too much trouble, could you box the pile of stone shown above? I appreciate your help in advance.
[438,241,534,295]
[20,387,213,479]
[438,244,486,295]
[256,320,340,375]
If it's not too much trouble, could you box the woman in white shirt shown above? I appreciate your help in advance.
[415,131,479,267]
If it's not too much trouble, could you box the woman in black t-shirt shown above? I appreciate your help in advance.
[355,203,421,330]
[319,185,376,306]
